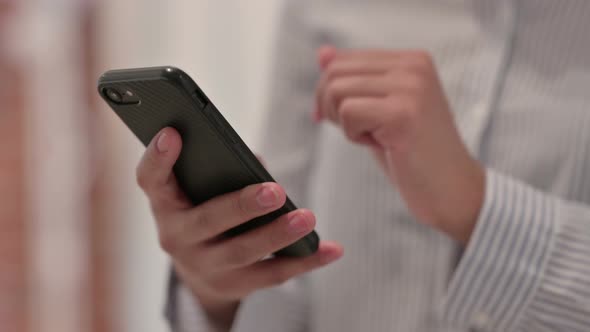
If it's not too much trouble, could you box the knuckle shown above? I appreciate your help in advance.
[225,242,252,267]
[323,63,339,83]
[150,192,173,213]
[135,166,150,192]
[136,152,160,191]
[340,116,354,135]
[338,99,355,123]
[269,268,291,286]
[339,104,360,141]
[194,210,213,231]
[268,227,288,249]
[339,97,356,112]
[414,51,433,66]
[158,232,178,254]
[237,186,257,214]
[324,81,338,103]
[385,98,416,125]
[344,129,359,143]
[235,192,249,215]
[372,127,391,145]
[339,113,356,137]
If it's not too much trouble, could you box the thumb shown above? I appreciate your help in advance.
[136,127,187,209]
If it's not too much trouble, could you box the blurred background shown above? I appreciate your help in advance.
[0,1,281,331]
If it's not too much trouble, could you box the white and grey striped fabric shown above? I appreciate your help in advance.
[167,1,590,331]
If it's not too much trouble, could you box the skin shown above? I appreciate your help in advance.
[136,46,484,329]
[136,127,343,330]
[314,46,485,245]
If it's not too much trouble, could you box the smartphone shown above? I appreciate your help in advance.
[98,66,319,257]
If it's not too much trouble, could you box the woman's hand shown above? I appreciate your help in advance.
[315,46,485,245]
[136,127,343,329]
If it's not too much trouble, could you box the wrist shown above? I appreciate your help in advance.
[174,264,240,330]
[438,160,485,245]
[195,293,240,330]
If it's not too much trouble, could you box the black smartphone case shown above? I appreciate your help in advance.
[98,66,319,257]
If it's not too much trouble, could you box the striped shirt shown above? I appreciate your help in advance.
[167,0,590,331]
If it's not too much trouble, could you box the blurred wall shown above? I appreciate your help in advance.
[7,2,94,332]
[95,2,281,331]
[0,3,27,332]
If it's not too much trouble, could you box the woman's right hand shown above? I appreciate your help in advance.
[136,127,343,329]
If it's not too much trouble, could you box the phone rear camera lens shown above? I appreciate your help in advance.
[105,88,122,103]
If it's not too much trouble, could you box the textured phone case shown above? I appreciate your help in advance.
[98,67,319,257]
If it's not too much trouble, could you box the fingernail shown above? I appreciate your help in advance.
[288,213,311,235]
[156,132,169,153]
[256,185,279,208]
[321,250,342,264]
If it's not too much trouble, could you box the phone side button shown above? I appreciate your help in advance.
[191,90,208,109]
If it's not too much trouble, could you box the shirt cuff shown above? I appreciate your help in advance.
[517,200,590,330]
[443,169,557,331]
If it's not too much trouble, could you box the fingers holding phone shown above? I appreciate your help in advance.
[136,127,343,327]
[99,66,321,257]
[136,128,191,214]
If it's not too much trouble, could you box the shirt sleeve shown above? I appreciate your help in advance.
[164,1,320,331]
[443,169,590,332]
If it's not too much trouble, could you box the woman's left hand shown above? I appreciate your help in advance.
[315,46,485,245]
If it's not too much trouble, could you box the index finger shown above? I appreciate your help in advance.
[181,182,288,243]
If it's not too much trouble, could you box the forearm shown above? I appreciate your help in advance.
[174,264,240,330]
[165,270,231,332]
[195,296,239,331]
[177,282,236,332]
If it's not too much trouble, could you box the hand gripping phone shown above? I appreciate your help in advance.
[98,66,319,257]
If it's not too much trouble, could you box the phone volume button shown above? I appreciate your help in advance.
[191,90,208,108]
